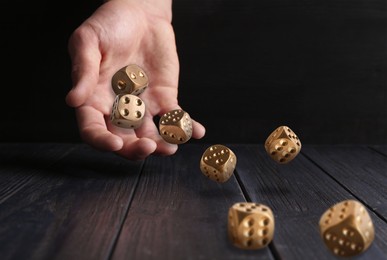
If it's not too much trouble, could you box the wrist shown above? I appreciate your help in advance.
[103,0,172,22]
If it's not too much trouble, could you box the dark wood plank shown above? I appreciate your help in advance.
[111,144,275,260]
[0,143,143,260]
[2,143,385,259]
[0,143,77,204]
[231,144,387,260]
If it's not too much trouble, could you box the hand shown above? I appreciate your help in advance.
[65,0,205,160]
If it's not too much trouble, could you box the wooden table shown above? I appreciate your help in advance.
[0,143,386,260]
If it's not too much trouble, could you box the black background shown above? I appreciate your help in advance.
[1,0,386,144]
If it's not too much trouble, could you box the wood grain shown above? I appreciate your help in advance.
[0,143,386,260]
[0,143,77,204]
[230,144,387,260]
[0,144,143,260]
[302,145,387,218]
[111,144,275,260]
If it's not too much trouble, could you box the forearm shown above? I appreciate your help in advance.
[103,0,173,21]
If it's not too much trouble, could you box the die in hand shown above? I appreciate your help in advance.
[110,94,145,129]
[199,144,236,183]
[159,109,193,144]
[111,64,149,96]
[319,199,375,257]
[228,202,275,250]
[264,125,301,164]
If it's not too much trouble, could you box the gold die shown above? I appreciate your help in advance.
[264,125,301,164]
[228,202,275,250]
[111,64,149,95]
[159,109,193,144]
[110,94,145,129]
[319,199,375,257]
[199,144,236,183]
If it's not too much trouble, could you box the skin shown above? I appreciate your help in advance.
[66,0,205,160]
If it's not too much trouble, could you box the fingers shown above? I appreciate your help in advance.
[77,106,159,160]
[66,26,101,108]
[76,106,123,151]
[76,104,204,160]
[191,119,206,139]
[115,137,158,161]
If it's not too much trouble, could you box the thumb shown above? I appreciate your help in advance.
[65,27,101,107]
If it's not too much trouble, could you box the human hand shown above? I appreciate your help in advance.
[65,0,205,160]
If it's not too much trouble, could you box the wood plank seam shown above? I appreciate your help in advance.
[233,169,281,260]
[368,146,387,158]
[106,160,145,260]
[300,151,387,224]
